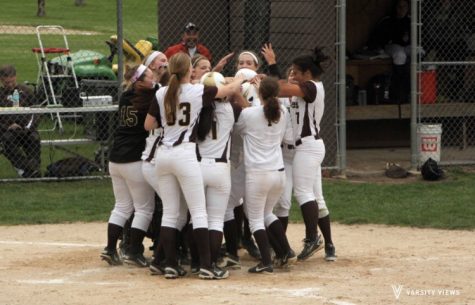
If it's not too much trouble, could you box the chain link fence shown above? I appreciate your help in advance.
[0,2,120,181]
[157,0,338,168]
[419,0,475,165]
[1,1,339,181]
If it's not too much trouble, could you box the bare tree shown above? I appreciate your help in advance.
[74,0,86,6]
[37,0,46,17]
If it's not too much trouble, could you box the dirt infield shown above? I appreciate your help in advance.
[0,222,473,305]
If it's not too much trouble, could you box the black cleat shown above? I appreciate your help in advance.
[297,235,324,261]
[217,253,241,270]
[324,243,337,261]
[123,252,149,267]
[241,237,261,260]
[164,265,187,279]
[100,247,122,266]
[199,264,229,280]
[149,261,166,275]
[248,262,273,274]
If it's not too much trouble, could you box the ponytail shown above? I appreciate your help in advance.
[259,77,281,125]
[164,53,191,124]
[164,73,179,124]
[292,46,329,78]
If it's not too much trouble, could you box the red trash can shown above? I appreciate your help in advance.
[420,69,437,104]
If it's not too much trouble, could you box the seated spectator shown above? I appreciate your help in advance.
[0,65,41,178]
[164,22,212,61]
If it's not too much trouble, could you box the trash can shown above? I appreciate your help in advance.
[417,124,442,164]
[420,68,437,104]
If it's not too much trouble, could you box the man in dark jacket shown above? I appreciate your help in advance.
[0,65,41,178]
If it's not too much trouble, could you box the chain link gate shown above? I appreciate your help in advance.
[418,0,475,165]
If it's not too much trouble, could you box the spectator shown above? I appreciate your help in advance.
[0,65,41,178]
[369,0,411,103]
[164,22,212,62]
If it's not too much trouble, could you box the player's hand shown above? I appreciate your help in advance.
[213,52,235,72]
[261,43,276,65]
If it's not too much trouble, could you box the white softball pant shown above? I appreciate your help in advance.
[313,164,330,218]
[108,161,155,231]
[244,170,285,233]
[155,143,208,229]
[293,137,325,206]
[224,160,245,222]
[274,145,295,217]
[142,160,188,231]
[385,44,411,66]
[200,159,231,232]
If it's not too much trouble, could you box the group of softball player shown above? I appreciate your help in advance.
[100,42,336,280]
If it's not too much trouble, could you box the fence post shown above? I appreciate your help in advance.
[338,0,347,173]
[117,0,123,97]
[410,0,419,169]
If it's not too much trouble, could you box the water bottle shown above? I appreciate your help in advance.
[12,89,20,107]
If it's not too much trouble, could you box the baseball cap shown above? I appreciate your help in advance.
[184,22,199,33]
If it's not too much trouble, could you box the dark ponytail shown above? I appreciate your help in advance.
[259,77,281,125]
[292,46,330,78]
[197,103,215,141]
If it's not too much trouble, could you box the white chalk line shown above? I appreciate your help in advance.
[14,268,131,287]
[0,240,102,248]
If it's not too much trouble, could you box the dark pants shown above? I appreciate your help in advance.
[1,128,41,176]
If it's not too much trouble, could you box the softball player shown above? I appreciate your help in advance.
[195,72,239,268]
[191,54,211,83]
[224,50,263,261]
[144,53,244,279]
[144,50,169,87]
[278,47,336,261]
[235,77,295,273]
[100,65,156,267]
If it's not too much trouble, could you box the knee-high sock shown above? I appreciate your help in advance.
[106,223,123,250]
[234,205,244,245]
[253,229,272,266]
[223,219,239,256]
[266,227,284,258]
[128,227,146,255]
[318,215,333,245]
[300,201,319,241]
[161,226,178,267]
[278,216,289,233]
[209,230,223,264]
[193,228,211,269]
[268,220,291,256]
[186,225,199,266]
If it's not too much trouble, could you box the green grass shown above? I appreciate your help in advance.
[1,169,474,230]
[287,169,475,230]
[0,179,113,224]
[0,0,158,82]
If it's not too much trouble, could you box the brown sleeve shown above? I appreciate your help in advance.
[202,86,218,107]
[147,97,162,127]
[299,81,317,103]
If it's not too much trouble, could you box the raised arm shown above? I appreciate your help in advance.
[215,74,245,99]
[278,81,305,98]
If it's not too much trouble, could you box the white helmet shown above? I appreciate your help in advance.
[200,72,226,88]
[241,82,261,107]
[234,68,257,81]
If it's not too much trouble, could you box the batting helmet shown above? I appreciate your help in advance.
[421,158,444,181]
